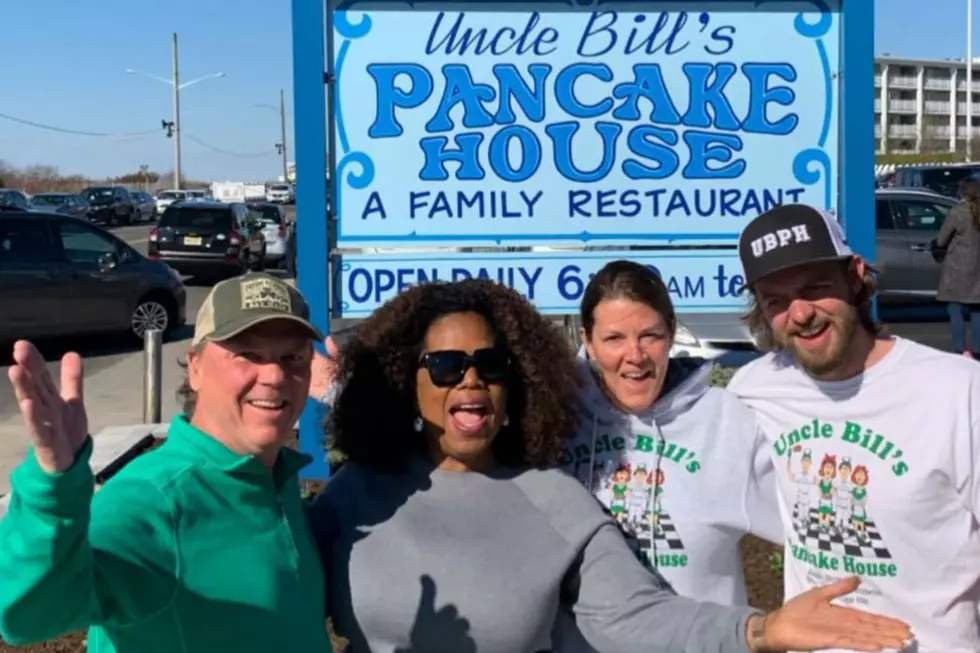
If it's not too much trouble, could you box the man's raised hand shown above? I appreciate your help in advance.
[8,341,88,473]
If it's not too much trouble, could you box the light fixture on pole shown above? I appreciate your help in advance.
[253,93,290,183]
[969,0,974,161]
[125,35,225,190]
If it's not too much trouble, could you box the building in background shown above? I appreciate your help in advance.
[876,55,980,156]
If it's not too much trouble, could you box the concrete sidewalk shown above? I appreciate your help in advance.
[0,336,190,496]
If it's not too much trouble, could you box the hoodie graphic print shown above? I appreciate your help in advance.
[558,351,782,605]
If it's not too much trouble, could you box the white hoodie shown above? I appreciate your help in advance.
[558,350,782,603]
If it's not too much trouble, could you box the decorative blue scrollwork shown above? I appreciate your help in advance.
[793,1,833,38]
[334,3,373,39]
[338,152,375,190]
[793,148,832,210]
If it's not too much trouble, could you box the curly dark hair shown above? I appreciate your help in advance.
[329,279,581,472]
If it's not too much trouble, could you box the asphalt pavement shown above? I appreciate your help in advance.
[0,211,960,493]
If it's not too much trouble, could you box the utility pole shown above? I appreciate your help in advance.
[172,32,183,189]
[279,89,289,183]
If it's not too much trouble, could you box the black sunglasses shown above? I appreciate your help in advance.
[417,347,510,387]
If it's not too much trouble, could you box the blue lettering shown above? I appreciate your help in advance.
[623,125,680,180]
[682,62,740,130]
[489,126,542,182]
[419,133,486,181]
[577,12,618,57]
[612,64,682,124]
[425,11,559,57]
[546,121,621,183]
[741,63,799,135]
[494,63,550,124]
[425,64,496,132]
[360,191,387,220]
[682,131,746,179]
[554,63,614,118]
[367,63,433,138]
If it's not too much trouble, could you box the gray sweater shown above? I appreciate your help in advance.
[309,458,758,653]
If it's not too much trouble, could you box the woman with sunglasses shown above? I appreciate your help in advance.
[308,278,910,653]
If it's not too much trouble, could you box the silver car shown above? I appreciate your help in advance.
[875,187,956,305]
[247,203,292,268]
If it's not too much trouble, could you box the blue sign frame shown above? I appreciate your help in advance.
[291,0,875,480]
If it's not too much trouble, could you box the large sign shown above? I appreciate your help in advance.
[332,1,841,247]
[333,250,746,316]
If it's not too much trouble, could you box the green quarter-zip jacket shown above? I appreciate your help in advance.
[0,415,331,653]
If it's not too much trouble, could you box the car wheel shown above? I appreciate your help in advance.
[130,296,171,342]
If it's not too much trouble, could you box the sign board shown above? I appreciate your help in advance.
[291,0,875,480]
[333,250,746,317]
[331,1,842,247]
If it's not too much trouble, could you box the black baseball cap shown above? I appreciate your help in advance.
[738,204,854,288]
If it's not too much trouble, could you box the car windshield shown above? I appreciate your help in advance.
[160,207,233,229]
[157,191,185,200]
[922,166,980,196]
[83,188,114,201]
[0,191,19,206]
[250,206,282,225]
[32,195,68,206]
[269,185,290,191]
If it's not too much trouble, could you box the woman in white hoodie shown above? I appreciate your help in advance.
[552,260,783,651]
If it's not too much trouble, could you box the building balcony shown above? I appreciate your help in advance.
[957,102,980,114]
[888,125,918,138]
[888,100,917,113]
[925,101,952,114]
[924,78,952,91]
[890,77,918,89]
[926,126,952,138]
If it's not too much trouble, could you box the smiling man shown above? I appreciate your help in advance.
[728,204,980,653]
[0,272,332,653]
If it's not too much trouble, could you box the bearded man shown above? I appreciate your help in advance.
[728,204,980,653]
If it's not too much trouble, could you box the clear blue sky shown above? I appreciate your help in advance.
[0,0,967,182]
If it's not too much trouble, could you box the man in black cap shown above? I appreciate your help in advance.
[728,204,980,653]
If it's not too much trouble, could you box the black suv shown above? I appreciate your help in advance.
[80,186,136,226]
[149,201,266,279]
[0,210,187,343]
[891,164,980,198]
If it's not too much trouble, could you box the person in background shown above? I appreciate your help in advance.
[934,176,980,358]
[0,273,332,653]
[553,260,783,652]
[309,278,911,653]
[730,203,980,653]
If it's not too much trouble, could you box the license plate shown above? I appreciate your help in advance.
[184,236,202,246]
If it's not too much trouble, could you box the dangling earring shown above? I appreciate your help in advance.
[502,414,510,427]
[413,416,424,432]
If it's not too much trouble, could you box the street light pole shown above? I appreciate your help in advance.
[172,32,183,189]
[280,89,289,183]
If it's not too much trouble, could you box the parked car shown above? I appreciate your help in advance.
[148,201,266,279]
[875,186,957,305]
[247,202,292,268]
[80,186,136,226]
[891,163,980,198]
[28,193,90,219]
[154,189,188,215]
[130,190,156,222]
[0,189,32,210]
[265,183,294,204]
[0,209,187,343]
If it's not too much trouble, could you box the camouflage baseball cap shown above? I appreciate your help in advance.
[192,273,324,347]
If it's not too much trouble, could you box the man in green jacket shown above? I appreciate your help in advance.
[0,273,332,653]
